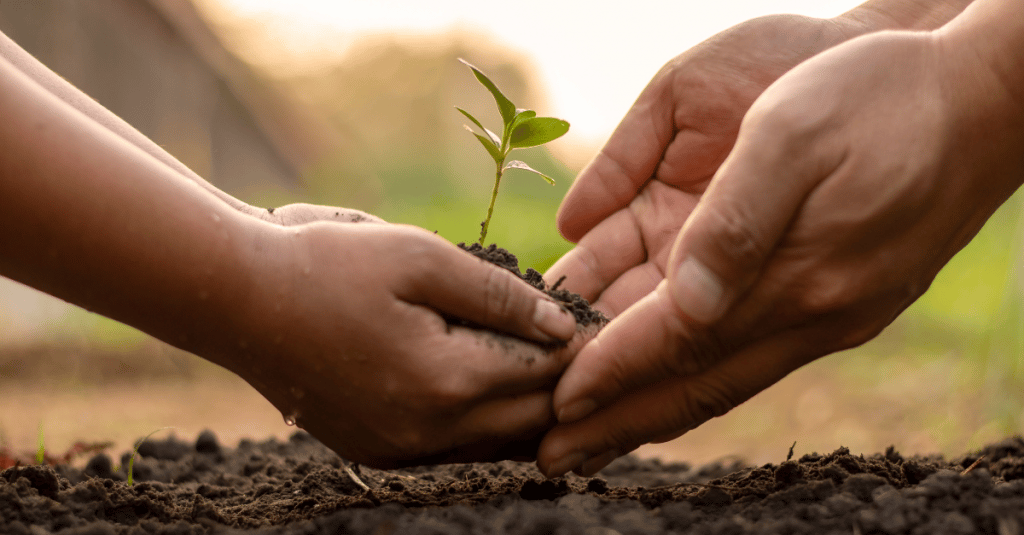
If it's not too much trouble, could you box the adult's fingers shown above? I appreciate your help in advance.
[538,320,820,478]
[586,262,664,318]
[399,229,577,344]
[551,283,696,426]
[544,208,645,303]
[557,73,676,242]
[663,100,843,326]
[455,391,555,447]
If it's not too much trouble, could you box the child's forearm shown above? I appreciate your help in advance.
[0,30,255,216]
[0,53,259,356]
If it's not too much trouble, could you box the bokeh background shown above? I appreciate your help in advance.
[1,0,1021,467]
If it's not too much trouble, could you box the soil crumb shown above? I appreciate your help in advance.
[2,432,1023,534]
[457,242,608,328]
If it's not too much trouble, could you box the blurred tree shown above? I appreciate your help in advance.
[288,33,545,202]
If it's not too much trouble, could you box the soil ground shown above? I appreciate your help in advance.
[3,244,1023,533]
[2,431,1024,534]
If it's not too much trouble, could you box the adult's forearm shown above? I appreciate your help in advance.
[839,0,974,32]
[0,54,257,356]
[0,30,253,215]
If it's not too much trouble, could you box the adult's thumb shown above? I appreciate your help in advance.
[667,115,836,325]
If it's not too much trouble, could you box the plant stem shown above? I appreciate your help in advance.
[478,160,504,245]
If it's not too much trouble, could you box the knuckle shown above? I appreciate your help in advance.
[901,276,932,304]
[836,320,886,351]
[751,100,823,143]
[602,352,647,398]
[794,271,858,317]
[703,203,768,275]
[834,278,930,351]
[423,368,480,410]
[674,378,740,423]
[572,242,603,282]
[481,266,521,324]
[396,235,436,273]
[413,236,446,268]
[606,425,643,452]
[665,327,729,377]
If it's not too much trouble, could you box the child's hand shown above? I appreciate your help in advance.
[225,219,593,467]
[250,203,386,226]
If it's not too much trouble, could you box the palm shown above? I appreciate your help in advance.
[550,15,856,316]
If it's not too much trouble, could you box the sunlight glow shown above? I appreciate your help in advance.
[203,0,863,148]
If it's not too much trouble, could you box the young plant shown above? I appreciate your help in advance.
[456,59,570,245]
[126,427,175,486]
[35,423,45,465]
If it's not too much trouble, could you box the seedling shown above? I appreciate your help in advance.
[127,427,176,486]
[35,423,45,465]
[457,59,570,244]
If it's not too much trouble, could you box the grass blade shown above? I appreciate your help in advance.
[127,427,176,486]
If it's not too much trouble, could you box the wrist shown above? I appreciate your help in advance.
[930,0,1024,197]
[835,0,974,34]
[936,0,1024,129]
[195,212,288,371]
[941,0,1024,122]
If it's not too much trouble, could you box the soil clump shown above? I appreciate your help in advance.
[2,432,1024,534]
[5,247,1021,533]
[456,242,608,328]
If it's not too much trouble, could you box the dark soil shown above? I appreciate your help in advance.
[6,246,1021,533]
[455,242,608,328]
[3,432,1024,534]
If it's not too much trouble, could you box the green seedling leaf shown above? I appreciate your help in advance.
[503,159,556,185]
[509,117,570,149]
[456,59,569,245]
[470,131,504,164]
[456,107,501,147]
[510,109,537,132]
[128,427,176,486]
[459,58,516,128]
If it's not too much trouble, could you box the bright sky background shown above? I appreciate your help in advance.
[206,0,864,149]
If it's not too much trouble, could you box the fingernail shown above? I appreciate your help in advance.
[534,300,576,341]
[546,451,587,478]
[557,399,597,423]
[574,449,620,477]
[671,256,725,324]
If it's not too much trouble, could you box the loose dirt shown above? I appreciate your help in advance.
[455,242,608,328]
[5,244,1022,533]
[2,431,1023,534]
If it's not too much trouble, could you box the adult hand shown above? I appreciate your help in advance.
[538,26,1024,477]
[225,218,594,468]
[547,14,861,317]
